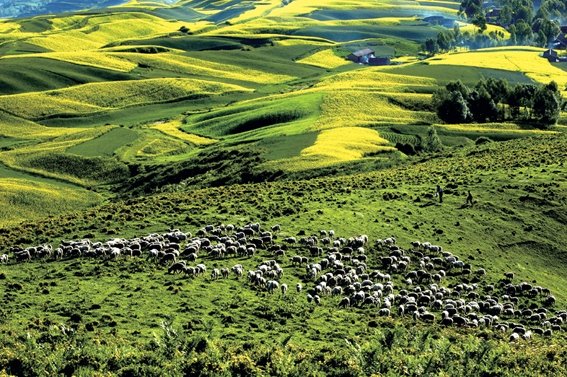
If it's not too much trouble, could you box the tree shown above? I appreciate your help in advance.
[499,5,513,25]
[459,0,484,19]
[509,83,537,119]
[532,86,560,125]
[423,38,440,55]
[516,6,534,24]
[422,126,444,153]
[437,31,453,52]
[508,24,517,45]
[516,21,534,45]
[446,79,471,100]
[437,91,473,123]
[537,29,547,47]
[472,14,488,33]
[468,86,499,122]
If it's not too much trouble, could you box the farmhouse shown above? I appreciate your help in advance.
[368,57,391,66]
[543,48,561,62]
[347,48,375,64]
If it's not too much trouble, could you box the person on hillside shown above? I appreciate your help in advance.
[466,190,474,206]
[435,185,443,203]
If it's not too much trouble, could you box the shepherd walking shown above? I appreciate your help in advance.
[436,185,443,203]
[466,190,474,206]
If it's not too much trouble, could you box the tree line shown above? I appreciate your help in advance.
[422,0,565,53]
[432,78,565,127]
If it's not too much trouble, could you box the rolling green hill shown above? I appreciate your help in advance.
[0,0,566,374]
[0,134,567,376]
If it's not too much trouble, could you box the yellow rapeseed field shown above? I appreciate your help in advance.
[20,52,138,72]
[456,21,510,38]
[427,49,567,86]
[315,68,437,90]
[152,120,218,145]
[24,13,185,52]
[104,52,295,83]
[312,91,434,130]
[0,112,85,139]
[263,126,395,171]
[0,178,101,225]
[137,137,188,157]
[0,78,252,119]
[227,0,283,24]
[297,49,352,69]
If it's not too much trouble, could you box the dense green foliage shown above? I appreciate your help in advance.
[433,78,564,126]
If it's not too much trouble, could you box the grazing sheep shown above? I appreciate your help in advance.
[296,283,303,294]
[377,308,391,317]
[504,272,515,280]
[168,262,186,274]
[161,253,176,265]
[0,254,8,264]
[281,283,288,295]
[211,268,220,281]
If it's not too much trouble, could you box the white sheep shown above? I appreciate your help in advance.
[281,283,288,295]
[296,283,302,294]
[211,268,220,280]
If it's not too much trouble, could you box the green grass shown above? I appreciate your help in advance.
[256,131,320,160]
[17,153,131,186]
[0,134,566,375]
[182,92,323,139]
[388,63,536,87]
[290,24,442,43]
[0,57,140,96]
[67,127,139,157]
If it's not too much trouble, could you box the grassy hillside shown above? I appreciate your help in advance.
[0,134,566,376]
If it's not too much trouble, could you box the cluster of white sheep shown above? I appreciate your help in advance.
[1,222,563,342]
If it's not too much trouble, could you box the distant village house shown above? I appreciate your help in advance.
[542,48,567,62]
[347,48,375,64]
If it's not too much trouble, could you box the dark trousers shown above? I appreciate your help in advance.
[439,192,443,203]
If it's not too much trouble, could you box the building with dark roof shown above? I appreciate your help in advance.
[347,48,375,63]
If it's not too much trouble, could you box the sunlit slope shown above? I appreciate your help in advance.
[0,178,102,226]
[423,47,567,86]
[0,12,189,53]
[18,51,295,84]
[0,78,252,120]
[261,126,396,171]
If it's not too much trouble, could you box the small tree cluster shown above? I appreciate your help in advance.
[421,24,507,55]
[433,78,564,127]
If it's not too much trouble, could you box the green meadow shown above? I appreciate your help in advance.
[0,0,566,374]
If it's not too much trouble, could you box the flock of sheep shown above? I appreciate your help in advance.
[1,222,563,342]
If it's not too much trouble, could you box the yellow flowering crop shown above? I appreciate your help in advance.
[152,120,218,145]
[427,49,567,86]
[0,78,252,119]
[297,49,352,69]
[0,178,101,226]
[315,67,437,90]
[312,91,434,130]
[262,126,396,171]
[0,112,85,139]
